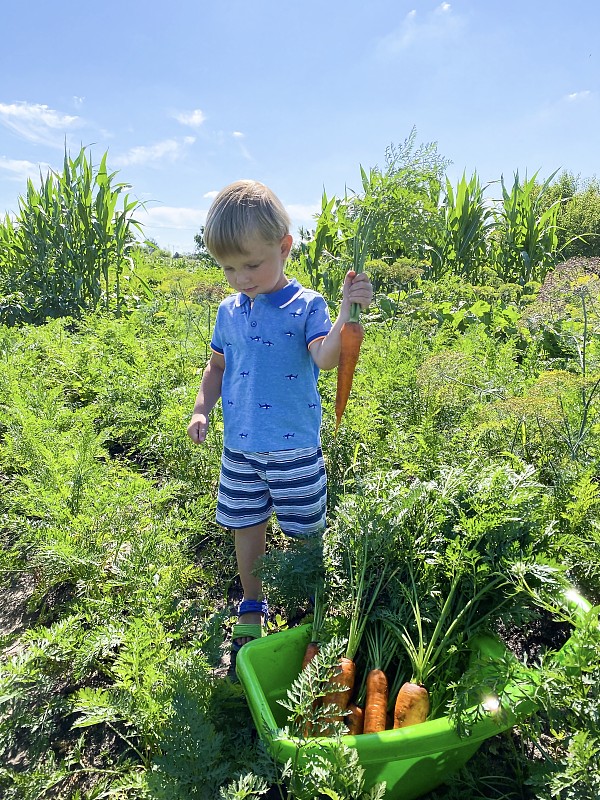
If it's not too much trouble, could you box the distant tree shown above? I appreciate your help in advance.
[537,171,600,259]
[194,226,209,257]
[193,225,219,266]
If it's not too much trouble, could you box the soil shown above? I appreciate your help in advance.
[496,608,573,663]
[0,572,36,656]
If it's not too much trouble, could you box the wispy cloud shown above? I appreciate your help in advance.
[376,3,461,58]
[232,130,252,161]
[203,190,219,199]
[0,156,52,183]
[565,90,592,102]
[0,101,81,146]
[113,136,196,167]
[173,108,206,128]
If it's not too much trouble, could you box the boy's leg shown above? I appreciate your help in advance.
[234,521,268,645]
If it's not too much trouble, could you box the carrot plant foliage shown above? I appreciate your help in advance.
[1,138,600,799]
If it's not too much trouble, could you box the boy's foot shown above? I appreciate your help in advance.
[228,598,268,679]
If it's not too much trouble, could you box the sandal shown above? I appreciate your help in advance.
[228,598,269,679]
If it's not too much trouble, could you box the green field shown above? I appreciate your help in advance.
[1,142,600,799]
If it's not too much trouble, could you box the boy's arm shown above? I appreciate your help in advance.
[187,351,225,444]
[309,271,372,370]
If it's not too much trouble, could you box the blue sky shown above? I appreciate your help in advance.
[1,0,598,254]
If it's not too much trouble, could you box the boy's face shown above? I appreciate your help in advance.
[218,233,293,299]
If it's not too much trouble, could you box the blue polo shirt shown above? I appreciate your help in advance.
[210,278,332,452]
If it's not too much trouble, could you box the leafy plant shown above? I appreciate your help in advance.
[0,147,150,324]
[494,170,561,285]
[427,172,495,283]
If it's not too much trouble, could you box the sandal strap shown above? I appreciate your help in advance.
[231,622,264,640]
[238,598,268,617]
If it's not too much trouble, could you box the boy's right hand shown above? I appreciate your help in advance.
[187,413,209,444]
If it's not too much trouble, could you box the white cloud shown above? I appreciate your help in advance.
[141,205,207,231]
[286,202,321,235]
[203,190,219,199]
[0,101,81,146]
[112,137,196,167]
[0,156,52,183]
[134,206,208,253]
[232,131,245,138]
[376,3,461,57]
[174,109,206,127]
[565,90,591,102]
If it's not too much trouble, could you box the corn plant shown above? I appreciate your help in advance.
[297,192,337,294]
[426,172,495,283]
[493,170,561,285]
[0,147,149,324]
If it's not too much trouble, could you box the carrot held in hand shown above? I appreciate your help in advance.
[335,207,375,431]
[335,297,364,431]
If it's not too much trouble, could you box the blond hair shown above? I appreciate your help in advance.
[203,180,290,260]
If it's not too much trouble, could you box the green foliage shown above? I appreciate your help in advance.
[257,534,324,619]
[280,742,387,800]
[3,149,600,798]
[537,171,600,259]
[219,773,270,799]
[427,172,495,283]
[493,170,561,285]
[358,127,450,262]
[0,147,149,325]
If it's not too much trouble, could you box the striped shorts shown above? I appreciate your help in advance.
[216,445,327,537]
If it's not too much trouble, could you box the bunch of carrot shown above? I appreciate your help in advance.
[296,512,421,737]
[298,621,430,737]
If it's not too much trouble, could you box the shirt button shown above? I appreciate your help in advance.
[251,321,257,327]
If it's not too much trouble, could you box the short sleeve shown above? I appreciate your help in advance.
[305,294,332,346]
[210,305,225,355]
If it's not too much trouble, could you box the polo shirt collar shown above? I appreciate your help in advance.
[235,278,303,308]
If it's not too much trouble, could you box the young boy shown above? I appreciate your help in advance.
[187,180,372,664]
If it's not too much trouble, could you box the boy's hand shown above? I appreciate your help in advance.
[342,270,373,310]
[187,413,209,444]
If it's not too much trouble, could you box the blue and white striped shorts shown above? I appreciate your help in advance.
[216,445,327,537]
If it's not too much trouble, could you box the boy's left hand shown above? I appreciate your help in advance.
[343,270,373,310]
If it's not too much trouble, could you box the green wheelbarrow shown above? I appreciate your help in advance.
[236,590,594,800]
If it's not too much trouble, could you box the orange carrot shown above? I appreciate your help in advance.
[346,703,364,735]
[301,641,320,671]
[363,668,389,734]
[335,299,364,431]
[334,209,375,432]
[321,656,356,731]
[393,682,430,729]
[298,641,321,737]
